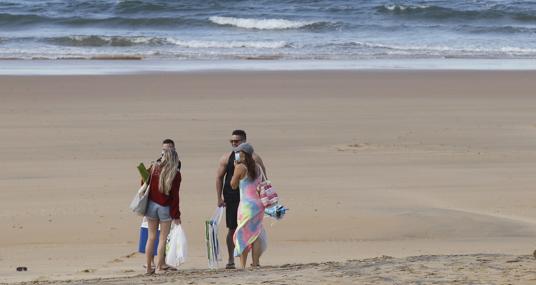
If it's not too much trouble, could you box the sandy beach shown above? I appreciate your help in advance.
[1,71,536,284]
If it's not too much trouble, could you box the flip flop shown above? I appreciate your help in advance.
[157,266,178,272]
[225,263,236,269]
[144,269,155,276]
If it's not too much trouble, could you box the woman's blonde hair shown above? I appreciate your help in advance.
[158,149,179,195]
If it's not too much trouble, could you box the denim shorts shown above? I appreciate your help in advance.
[145,200,172,222]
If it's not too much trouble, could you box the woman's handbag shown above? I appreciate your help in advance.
[257,166,279,208]
[129,167,153,216]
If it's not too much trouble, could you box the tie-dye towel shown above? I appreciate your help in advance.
[233,167,266,256]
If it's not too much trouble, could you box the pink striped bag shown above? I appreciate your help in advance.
[257,167,278,208]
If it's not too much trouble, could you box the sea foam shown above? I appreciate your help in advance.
[209,16,314,30]
[165,38,288,49]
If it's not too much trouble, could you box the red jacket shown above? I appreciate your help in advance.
[147,165,181,219]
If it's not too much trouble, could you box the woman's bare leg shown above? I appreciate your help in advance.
[145,218,159,273]
[156,220,172,270]
[251,239,262,267]
[239,248,250,269]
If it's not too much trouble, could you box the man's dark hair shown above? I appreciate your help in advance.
[162,139,175,147]
[160,138,180,170]
[232,130,247,141]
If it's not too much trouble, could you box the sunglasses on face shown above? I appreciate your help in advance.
[230,139,242,144]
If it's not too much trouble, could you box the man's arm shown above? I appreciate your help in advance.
[216,153,229,207]
[253,153,267,178]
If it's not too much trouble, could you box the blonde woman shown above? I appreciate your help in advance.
[144,146,182,274]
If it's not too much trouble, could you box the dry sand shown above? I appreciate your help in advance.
[1,71,536,284]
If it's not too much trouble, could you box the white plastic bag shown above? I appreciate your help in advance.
[205,207,224,269]
[165,224,188,267]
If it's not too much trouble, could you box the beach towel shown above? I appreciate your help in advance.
[234,173,266,257]
[264,204,288,220]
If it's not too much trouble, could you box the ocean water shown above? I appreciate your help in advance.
[1,0,536,61]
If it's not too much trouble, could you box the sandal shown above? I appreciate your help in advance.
[225,263,236,269]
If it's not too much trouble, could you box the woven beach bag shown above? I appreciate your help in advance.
[257,167,278,208]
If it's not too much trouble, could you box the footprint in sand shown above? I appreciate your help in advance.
[108,252,138,264]
[110,258,124,263]
[124,252,137,258]
[334,143,372,152]
[32,276,49,282]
